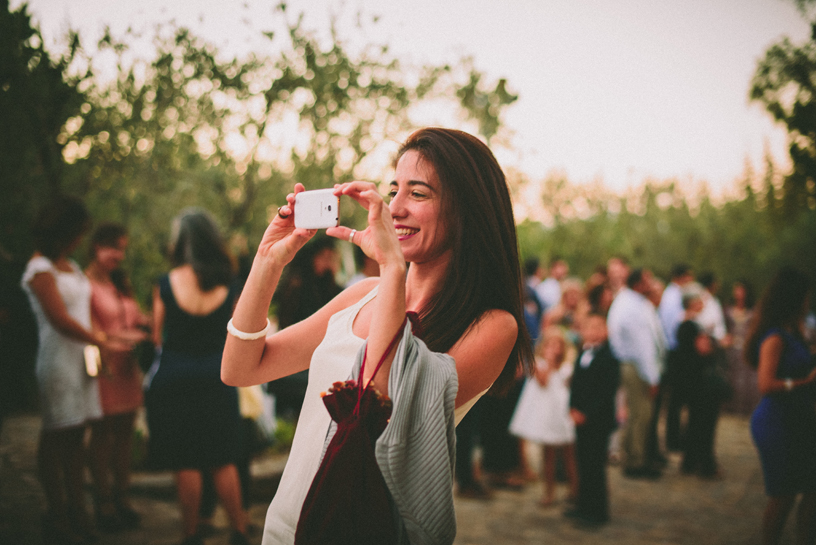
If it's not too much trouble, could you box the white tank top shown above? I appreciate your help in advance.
[261,287,377,545]
[261,286,487,544]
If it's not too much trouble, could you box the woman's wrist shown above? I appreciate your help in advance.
[378,259,406,277]
[227,318,271,341]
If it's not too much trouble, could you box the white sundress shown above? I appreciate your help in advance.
[509,357,575,445]
[21,256,102,430]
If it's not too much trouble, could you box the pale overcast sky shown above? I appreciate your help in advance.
[17,0,812,193]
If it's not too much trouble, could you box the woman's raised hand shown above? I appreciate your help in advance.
[257,183,317,265]
[326,182,403,268]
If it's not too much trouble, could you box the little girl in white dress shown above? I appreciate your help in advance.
[510,327,578,505]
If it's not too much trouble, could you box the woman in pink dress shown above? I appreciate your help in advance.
[85,223,150,532]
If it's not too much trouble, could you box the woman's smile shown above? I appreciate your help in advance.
[394,225,419,239]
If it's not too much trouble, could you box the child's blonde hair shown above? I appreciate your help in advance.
[535,326,569,366]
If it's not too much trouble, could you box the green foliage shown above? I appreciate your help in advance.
[455,60,518,144]
[22,8,517,305]
[517,161,816,301]
[5,0,814,315]
[272,417,296,453]
[0,0,89,257]
[750,6,816,215]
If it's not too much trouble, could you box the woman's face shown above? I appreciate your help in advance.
[732,284,745,305]
[542,337,565,364]
[562,287,581,309]
[389,150,450,264]
[94,236,128,274]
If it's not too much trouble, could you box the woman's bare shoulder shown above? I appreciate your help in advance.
[477,308,518,334]
[759,332,784,350]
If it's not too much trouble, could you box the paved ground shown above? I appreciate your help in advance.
[0,411,798,545]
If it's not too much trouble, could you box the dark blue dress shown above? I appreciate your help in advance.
[145,275,241,470]
[750,328,816,496]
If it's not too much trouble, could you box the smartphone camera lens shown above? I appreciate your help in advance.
[328,205,332,211]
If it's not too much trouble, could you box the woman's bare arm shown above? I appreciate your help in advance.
[757,333,816,394]
[151,285,165,348]
[223,279,376,387]
[325,182,406,397]
[221,183,390,388]
[28,271,105,346]
[449,309,518,408]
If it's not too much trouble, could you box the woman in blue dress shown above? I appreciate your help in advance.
[747,267,816,545]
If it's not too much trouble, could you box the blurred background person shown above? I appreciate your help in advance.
[144,209,249,545]
[267,235,342,420]
[585,270,614,317]
[646,276,665,309]
[747,267,816,545]
[697,271,727,346]
[85,222,150,532]
[566,313,620,527]
[604,256,629,465]
[657,264,693,457]
[658,264,695,354]
[510,327,578,507]
[524,257,545,291]
[676,286,727,479]
[535,257,569,316]
[542,276,584,348]
[344,244,379,287]
[608,268,667,479]
[724,279,759,415]
[20,195,109,544]
[605,256,630,297]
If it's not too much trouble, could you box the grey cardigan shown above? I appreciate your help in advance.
[322,320,459,545]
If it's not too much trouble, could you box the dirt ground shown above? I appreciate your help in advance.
[0,411,798,545]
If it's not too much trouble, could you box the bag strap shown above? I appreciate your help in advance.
[355,315,408,413]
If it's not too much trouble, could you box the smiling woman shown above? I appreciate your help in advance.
[221,127,531,545]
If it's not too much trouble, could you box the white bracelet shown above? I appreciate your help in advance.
[227,318,271,340]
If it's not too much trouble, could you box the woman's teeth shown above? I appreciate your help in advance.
[395,228,418,236]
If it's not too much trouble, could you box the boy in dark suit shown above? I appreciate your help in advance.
[566,313,620,526]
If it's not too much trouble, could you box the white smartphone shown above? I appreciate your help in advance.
[294,188,340,229]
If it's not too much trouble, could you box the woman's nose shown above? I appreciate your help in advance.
[389,192,406,218]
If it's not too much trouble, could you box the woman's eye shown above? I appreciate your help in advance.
[411,191,426,199]
[387,189,398,199]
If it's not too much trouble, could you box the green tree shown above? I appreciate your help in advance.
[750,4,816,213]
[0,0,89,259]
[55,7,518,304]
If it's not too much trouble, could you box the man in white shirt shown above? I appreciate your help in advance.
[535,257,569,314]
[607,268,667,479]
[696,272,727,344]
[658,264,694,352]
[606,256,630,297]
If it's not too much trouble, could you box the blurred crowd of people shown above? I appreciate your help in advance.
[8,197,260,545]
[0,194,381,545]
[2,193,814,544]
[453,255,816,538]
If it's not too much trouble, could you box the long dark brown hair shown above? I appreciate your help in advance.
[744,266,811,368]
[32,195,91,260]
[168,208,234,291]
[396,128,532,394]
[90,222,133,297]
